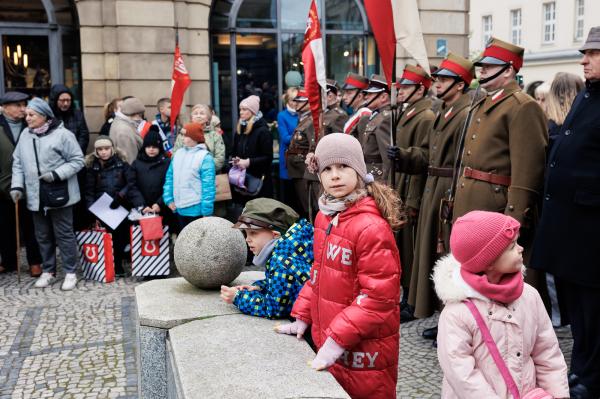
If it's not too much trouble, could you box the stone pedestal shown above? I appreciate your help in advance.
[135,273,348,399]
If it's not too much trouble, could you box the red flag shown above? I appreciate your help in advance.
[170,45,191,131]
[302,0,327,138]
[364,0,396,88]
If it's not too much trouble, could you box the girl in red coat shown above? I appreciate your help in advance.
[276,133,402,398]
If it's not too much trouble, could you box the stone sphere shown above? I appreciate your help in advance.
[174,217,247,289]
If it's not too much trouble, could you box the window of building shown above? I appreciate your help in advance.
[0,0,81,103]
[574,0,585,41]
[210,0,377,136]
[510,9,522,46]
[482,15,493,47]
[542,2,556,44]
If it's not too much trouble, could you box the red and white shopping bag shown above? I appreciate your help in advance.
[130,225,170,277]
[76,229,115,283]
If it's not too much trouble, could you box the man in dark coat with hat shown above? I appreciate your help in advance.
[49,84,90,154]
[531,26,600,399]
[0,92,42,276]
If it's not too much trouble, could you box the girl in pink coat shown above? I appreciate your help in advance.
[433,211,569,399]
[275,133,402,398]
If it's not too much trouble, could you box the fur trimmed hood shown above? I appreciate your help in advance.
[85,147,128,167]
[432,254,527,305]
[432,254,489,305]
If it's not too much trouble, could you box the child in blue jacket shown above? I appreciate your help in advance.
[220,198,313,319]
[163,122,215,231]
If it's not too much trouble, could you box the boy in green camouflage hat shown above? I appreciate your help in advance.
[220,198,314,319]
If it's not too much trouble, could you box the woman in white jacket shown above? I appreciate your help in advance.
[10,98,84,291]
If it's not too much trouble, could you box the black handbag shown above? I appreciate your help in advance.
[33,139,69,208]
[233,173,264,197]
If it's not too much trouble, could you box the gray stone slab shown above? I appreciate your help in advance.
[138,326,166,399]
[168,315,350,399]
[135,272,265,329]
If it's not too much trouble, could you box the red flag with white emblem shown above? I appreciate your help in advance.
[302,0,327,137]
[170,45,191,132]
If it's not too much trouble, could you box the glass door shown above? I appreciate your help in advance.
[1,34,51,98]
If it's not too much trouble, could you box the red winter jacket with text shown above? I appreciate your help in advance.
[291,196,401,399]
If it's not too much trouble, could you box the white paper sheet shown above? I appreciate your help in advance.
[88,193,129,230]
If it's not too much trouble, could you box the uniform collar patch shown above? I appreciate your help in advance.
[405,108,416,118]
[491,89,505,102]
[444,106,453,120]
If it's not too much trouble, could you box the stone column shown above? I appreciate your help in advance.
[75,0,213,134]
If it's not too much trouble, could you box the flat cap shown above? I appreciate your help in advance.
[0,91,29,105]
[121,97,145,116]
[233,198,299,233]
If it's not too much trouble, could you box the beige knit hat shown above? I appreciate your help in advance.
[121,97,145,116]
[313,133,373,183]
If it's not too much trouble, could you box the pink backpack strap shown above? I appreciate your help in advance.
[464,299,521,399]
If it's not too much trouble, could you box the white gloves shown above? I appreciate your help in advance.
[274,319,308,339]
[310,336,345,371]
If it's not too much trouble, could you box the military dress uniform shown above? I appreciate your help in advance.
[452,39,548,302]
[393,66,435,291]
[285,89,314,216]
[341,73,372,138]
[393,54,477,319]
[359,75,393,182]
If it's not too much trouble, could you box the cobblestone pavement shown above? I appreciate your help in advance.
[0,264,573,398]
[0,268,140,399]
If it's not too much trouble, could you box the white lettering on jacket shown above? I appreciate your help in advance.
[326,243,353,266]
[339,351,379,369]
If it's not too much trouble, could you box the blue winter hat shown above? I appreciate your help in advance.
[27,97,55,119]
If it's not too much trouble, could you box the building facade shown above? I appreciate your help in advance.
[1,0,469,136]
[470,0,598,87]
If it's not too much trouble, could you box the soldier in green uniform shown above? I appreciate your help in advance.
[390,65,435,319]
[284,88,314,217]
[452,38,549,306]
[340,73,372,137]
[359,74,393,183]
[303,80,349,219]
[389,54,476,337]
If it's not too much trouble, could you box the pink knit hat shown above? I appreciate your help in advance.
[313,133,374,183]
[450,210,520,273]
[239,95,260,115]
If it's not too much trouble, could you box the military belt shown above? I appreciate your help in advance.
[427,166,454,178]
[463,167,511,187]
[364,155,383,163]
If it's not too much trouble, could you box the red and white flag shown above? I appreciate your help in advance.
[364,0,430,88]
[302,0,327,137]
[170,44,191,132]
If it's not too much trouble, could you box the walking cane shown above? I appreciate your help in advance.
[15,199,21,284]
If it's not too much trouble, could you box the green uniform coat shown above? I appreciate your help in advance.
[359,105,392,183]
[397,93,472,318]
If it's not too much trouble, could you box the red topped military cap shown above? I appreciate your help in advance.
[432,53,476,85]
[398,65,432,90]
[474,37,525,72]
[342,72,369,90]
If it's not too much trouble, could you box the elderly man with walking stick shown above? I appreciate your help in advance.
[0,91,42,278]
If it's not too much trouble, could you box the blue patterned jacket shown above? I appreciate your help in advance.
[233,219,313,319]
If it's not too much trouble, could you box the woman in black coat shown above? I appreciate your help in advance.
[230,95,274,207]
[130,127,173,226]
